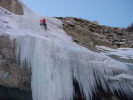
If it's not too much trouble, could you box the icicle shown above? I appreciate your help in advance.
[15,34,133,100]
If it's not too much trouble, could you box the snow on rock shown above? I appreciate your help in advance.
[0,1,133,100]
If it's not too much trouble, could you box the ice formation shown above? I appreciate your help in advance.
[96,46,133,69]
[0,1,133,100]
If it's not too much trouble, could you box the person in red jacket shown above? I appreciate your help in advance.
[40,18,47,30]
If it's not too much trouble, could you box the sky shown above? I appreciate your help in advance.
[21,0,133,28]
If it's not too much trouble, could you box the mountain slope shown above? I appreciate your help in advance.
[58,17,133,51]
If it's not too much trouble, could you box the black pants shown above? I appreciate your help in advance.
[40,23,47,30]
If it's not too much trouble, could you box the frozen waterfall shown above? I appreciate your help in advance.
[0,1,133,100]
[15,35,133,100]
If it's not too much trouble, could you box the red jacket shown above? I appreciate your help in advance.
[40,19,46,23]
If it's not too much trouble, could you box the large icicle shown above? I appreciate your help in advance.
[15,35,133,100]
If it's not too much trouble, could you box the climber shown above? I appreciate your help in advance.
[40,18,47,30]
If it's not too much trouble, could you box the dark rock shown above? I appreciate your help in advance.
[0,85,32,100]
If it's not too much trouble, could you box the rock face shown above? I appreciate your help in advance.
[0,0,23,15]
[57,17,133,51]
[0,35,30,90]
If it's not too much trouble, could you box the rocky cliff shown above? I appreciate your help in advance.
[0,35,30,90]
[0,0,30,90]
[57,17,133,51]
[0,0,133,100]
[0,0,31,99]
[0,0,23,15]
